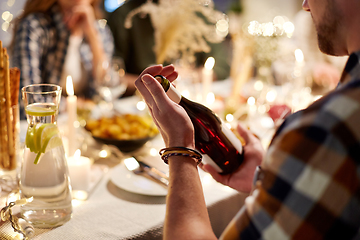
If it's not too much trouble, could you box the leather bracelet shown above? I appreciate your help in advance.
[159,147,202,165]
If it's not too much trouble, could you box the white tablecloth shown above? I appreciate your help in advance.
[30,164,246,239]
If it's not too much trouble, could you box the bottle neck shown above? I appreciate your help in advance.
[166,83,182,104]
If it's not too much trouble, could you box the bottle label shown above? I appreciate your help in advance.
[202,154,224,173]
[167,84,182,104]
[202,122,243,174]
[221,122,243,154]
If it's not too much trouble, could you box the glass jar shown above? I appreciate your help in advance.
[19,84,72,228]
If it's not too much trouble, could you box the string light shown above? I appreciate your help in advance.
[247,16,294,38]
[1,0,18,37]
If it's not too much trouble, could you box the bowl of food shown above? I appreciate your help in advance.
[85,114,159,152]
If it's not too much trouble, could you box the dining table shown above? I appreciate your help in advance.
[30,158,248,240]
[0,89,249,240]
[1,74,318,239]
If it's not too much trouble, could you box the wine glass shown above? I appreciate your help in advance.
[98,57,127,110]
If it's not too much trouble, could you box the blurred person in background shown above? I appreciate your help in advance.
[107,0,231,97]
[11,0,114,114]
[134,0,360,238]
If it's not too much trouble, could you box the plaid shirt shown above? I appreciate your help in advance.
[221,52,360,239]
[12,4,114,98]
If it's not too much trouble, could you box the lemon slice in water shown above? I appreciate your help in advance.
[25,103,57,117]
[25,123,63,164]
[25,126,37,153]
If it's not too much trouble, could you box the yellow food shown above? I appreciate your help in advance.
[85,114,159,140]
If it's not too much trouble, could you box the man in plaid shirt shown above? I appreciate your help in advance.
[134,0,360,239]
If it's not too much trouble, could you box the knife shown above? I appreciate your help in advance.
[124,157,169,187]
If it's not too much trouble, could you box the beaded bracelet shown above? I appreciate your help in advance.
[159,147,203,165]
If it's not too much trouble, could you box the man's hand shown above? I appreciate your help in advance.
[135,65,195,148]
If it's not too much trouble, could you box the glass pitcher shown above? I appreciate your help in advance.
[19,84,72,228]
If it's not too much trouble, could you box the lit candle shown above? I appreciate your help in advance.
[66,76,77,157]
[67,149,92,191]
[247,96,257,119]
[202,57,215,104]
[294,49,304,81]
[294,49,305,89]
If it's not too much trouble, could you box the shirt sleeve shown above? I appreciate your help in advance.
[220,106,360,239]
[79,21,114,98]
[12,15,46,90]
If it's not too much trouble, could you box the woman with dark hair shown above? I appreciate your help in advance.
[11,0,114,102]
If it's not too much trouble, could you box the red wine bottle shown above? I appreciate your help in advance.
[155,75,243,174]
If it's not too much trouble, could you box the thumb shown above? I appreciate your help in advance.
[236,123,256,145]
[141,74,170,107]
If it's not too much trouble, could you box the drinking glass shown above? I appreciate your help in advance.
[19,84,72,228]
[98,57,127,108]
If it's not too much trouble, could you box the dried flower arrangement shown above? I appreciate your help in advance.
[125,0,225,64]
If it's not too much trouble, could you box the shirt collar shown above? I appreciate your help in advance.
[338,51,360,87]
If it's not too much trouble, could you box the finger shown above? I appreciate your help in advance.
[135,75,157,109]
[140,74,171,110]
[166,71,178,82]
[143,94,169,144]
[159,64,176,77]
[236,123,256,144]
[135,65,164,96]
[139,65,164,79]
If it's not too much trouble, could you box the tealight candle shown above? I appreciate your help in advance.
[202,57,215,104]
[67,150,91,191]
[66,76,77,157]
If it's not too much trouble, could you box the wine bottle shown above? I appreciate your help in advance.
[154,75,243,174]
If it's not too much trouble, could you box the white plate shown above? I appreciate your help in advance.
[110,161,168,196]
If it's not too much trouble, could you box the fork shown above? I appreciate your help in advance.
[124,157,169,187]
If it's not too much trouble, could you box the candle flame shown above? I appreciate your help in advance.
[247,96,255,106]
[295,49,304,63]
[204,57,215,70]
[74,149,81,159]
[66,75,74,96]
